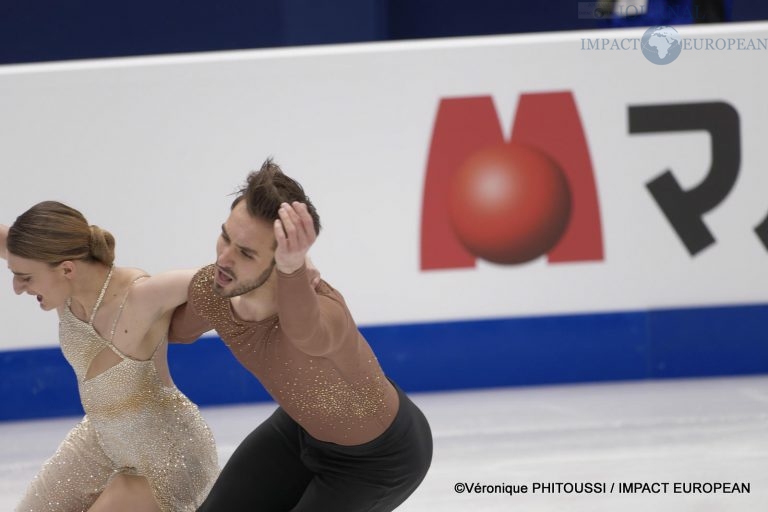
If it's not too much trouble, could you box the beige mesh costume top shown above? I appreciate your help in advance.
[16,268,218,512]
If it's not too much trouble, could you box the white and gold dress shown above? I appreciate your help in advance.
[16,269,218,512]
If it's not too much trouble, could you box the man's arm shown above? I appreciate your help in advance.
[274,202,350,356]
[276,264,349,356]
[166,269,214,343]
[168,301,213,343]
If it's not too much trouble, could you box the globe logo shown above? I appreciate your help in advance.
[641,26,682,65]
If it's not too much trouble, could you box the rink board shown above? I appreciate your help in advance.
[1,23,768,420]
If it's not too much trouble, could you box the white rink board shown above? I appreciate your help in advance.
[1,23,768,349]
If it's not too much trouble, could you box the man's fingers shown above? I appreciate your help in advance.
[281,202,316,247]
[274,219,288,247]
[278,203,300,247]
[292,202,316,243]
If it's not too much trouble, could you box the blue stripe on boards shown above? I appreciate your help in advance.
[1,302,766,421]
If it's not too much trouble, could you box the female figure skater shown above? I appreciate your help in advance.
[1,201,218,512]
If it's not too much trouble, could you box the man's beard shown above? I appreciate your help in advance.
[212,260,276,298]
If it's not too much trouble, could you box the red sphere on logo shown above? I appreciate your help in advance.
[447,143,572,264]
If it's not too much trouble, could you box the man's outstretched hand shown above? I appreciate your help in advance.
[275,202,317,275]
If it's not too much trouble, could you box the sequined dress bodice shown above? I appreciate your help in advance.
[59,306,184,465]
[20,269,221,512]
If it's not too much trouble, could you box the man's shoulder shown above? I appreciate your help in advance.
[193,264,216,283]
[189,264,225,311]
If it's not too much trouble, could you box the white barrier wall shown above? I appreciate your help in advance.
[1,23,767,348]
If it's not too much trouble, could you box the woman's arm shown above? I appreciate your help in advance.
[132,268,198,320]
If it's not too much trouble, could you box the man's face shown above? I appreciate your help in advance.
[213,201,277,298]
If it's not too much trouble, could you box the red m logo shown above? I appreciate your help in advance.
[420,91,604,270]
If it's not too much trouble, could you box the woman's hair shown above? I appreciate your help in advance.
[7,201,115,266]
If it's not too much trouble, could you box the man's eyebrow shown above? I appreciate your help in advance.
[10,270,30,277]
[221,224,258,256]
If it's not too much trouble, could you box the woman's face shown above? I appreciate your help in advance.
[7,254,70,311]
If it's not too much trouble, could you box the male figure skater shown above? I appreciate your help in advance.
[170,159,432,511]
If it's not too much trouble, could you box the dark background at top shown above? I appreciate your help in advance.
[0,1,766,65]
